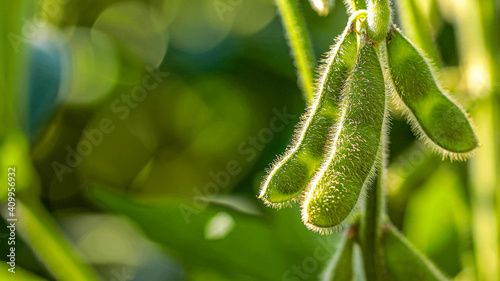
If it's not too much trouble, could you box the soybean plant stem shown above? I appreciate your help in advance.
[361,133,388,280]
[275,0,316,105]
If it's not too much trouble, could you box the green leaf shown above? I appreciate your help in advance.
[383,224,449,281]
[321,231,354,281]
[0,0,36,201]
[89,185,339,281]
[0,264,48,280]
[402,164,467,276]
[386,28,478,160]
[2,199,99,281]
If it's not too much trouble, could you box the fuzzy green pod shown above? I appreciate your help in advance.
[367,0,391,44]
[259,28,359,207]
[321,230,355,281]
[383,225,448,281]
[387,29,478,159]
[302,38,386,233]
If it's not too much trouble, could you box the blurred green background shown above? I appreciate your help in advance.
[0,0,499,280]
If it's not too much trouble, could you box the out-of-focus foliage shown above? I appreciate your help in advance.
[0,0,499,280]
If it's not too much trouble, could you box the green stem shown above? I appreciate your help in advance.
[0,263,49,280]
[0,0,30,139]
[275,0,316,105]
[3,198,100,281]
[361,113,389,280]
[362,151,387,280]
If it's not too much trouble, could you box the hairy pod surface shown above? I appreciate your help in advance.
[259,29,359,207]
[367,0,391,44]
[383,225,448,281]
[387,29,478,159]
[302,38,386,233]
[321,231,355,281]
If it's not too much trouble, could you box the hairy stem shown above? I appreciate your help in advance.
[361,121,388,280]
[275,0,316,105]
[362,153,387,280]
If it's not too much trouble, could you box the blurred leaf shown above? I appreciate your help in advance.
[383,224,448,281]
[230,0,275,36]
[0,131,36,201]
[169,0,230,54]
[0,0,28,138]
[78,77,256,196]
[59,214,184,281]
[89,185,341,281]
[27,28,66,139]
[352,244,366,281]
[0,264,48,281]
[1,199,100,281]
[65,27,119,105]
[0,0,37,201]
[386,142,441,227]
[403,165,467,276]
[92,1,168,67]
[321,233,354,281]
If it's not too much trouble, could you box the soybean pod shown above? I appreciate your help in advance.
[302,37,387,233]
[259,27,359,207]
[387,28,478,159]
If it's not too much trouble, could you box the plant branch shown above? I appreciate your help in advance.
[361,119,389,281]
[275,0,316,105]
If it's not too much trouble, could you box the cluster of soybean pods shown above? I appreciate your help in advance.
[258,4,478,235]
